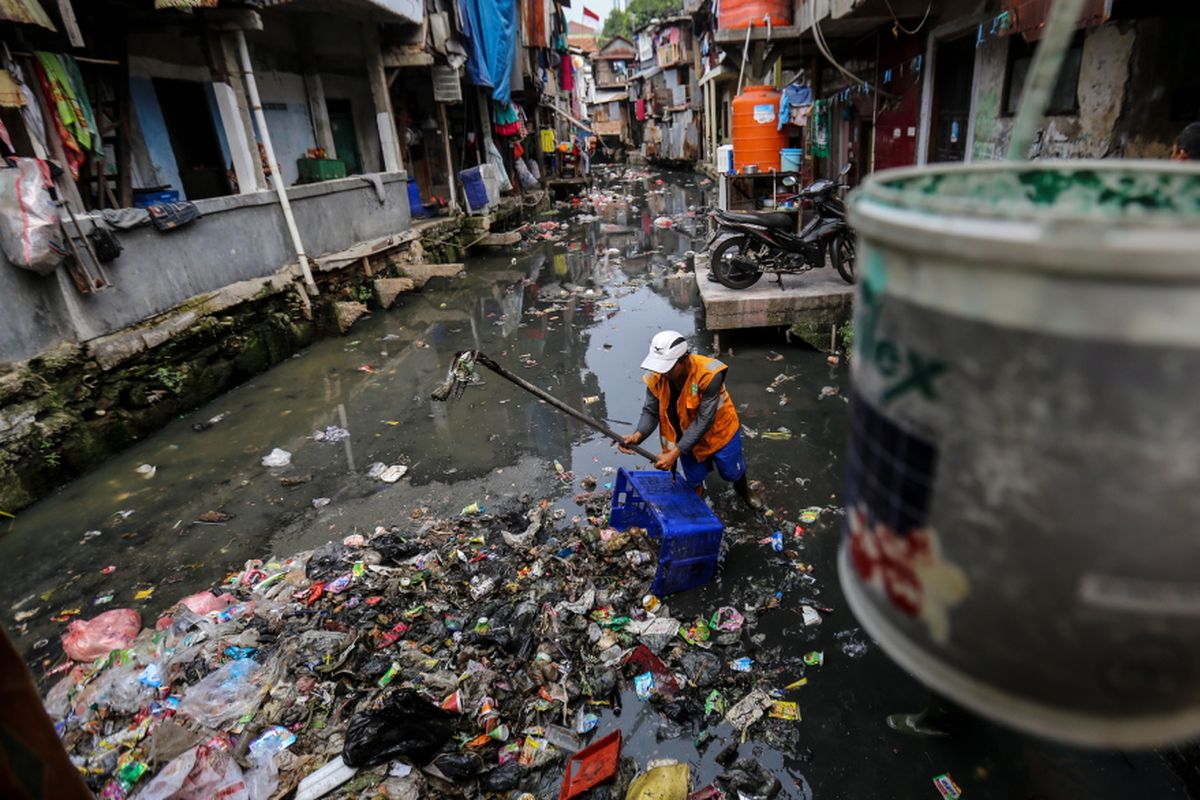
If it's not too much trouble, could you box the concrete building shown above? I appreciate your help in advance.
[628,17,703,163]
[689,0,1199,182]
[0,0,574,511]
[589,36,636,146]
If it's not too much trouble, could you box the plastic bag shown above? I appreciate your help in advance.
[626,763,689,800]
[177,658,275,729]
[62,608,141,662]
[0,157,64,275]
[89,660,153,713]
[178,591,236,615]
[342,690,456,768]
[136,736,247,800]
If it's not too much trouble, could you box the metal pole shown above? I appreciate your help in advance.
[233,29,319,295]
[438,103,459,212]
[474,353,659,462]
[1007,0,1088,159]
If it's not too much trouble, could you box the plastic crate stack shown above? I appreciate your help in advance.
[609,468,725,596]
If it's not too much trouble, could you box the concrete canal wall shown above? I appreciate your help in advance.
[0,172,412,366]
[0,171,486,514]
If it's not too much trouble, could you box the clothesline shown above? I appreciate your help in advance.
[10,52,120,66]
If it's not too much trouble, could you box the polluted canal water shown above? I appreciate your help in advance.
[3,167,1190,798]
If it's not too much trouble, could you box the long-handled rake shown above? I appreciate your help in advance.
[431,350,661,464]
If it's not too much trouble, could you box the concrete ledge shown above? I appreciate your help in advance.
[88,271,296,370]
[403,263,464,288]
[696,263,853,331]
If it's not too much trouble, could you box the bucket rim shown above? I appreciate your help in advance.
[849,160,1200,280]
[853,159,1200,222]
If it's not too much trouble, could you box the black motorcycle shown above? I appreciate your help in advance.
[705,165,855,288]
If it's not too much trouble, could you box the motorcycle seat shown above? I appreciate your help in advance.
[716,210,795,229]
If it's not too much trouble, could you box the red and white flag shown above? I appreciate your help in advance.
[583,6,600,23]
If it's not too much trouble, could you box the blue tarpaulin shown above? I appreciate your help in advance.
[460,0,516,104]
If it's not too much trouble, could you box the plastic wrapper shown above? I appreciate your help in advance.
[341,690,456,768]
[0,157,63,275]
[62,608,141,662]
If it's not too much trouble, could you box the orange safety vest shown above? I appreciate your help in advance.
[644,354,740,462]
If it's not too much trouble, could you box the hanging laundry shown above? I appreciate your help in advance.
[60,55,101,154]
[0,0,55,28]
[492,101,520,137]
[0,69,22,108]
[34,52,100,154]
[559,54,574,92]
[778,82,814,130]
[635,99,646,121]
[2,46,47,158]
[30,56,84,179]
[459,0,517,104]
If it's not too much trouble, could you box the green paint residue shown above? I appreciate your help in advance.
[868,166,1200,221]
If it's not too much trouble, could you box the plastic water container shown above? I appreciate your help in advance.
[716,144,734,175]
[843,161,1200,748]
[406,179,428,218]
[611,469,724,596]
[780,148,803,173]
[458,166,490,214]
[731,86,787,172]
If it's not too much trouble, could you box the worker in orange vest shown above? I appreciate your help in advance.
[621,330,763,509]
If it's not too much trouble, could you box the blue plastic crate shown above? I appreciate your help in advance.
[610,468,724,595]
[459,166,490,214]
[611,469,722,541]
[652,553,719,597]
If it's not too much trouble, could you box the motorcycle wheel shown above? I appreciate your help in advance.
[832,233,856,284]
[711,236,762,289]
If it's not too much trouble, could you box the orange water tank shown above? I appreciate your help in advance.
[731,86,788,172]
[718,0,792,29]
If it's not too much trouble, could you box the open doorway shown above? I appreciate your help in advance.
[153,78,230,199]
[928,35,975,162]
[326,99,362,175]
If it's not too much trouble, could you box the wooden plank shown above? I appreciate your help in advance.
[475,230,523,246]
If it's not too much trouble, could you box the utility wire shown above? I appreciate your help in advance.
[813,15,899,100]
[882,0,933,36]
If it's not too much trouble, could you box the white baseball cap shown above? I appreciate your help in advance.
[641,330,688,373]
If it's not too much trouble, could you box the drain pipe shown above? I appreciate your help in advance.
[233,28,319,295]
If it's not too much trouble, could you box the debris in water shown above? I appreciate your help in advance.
[314,425,350,443]
[835,628,870,658]
[135,464,157,479]
[933,773,963,799]
[261,448,292,467]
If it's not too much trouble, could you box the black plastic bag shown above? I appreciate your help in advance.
[430,751,484,781]
[482,761,525,792]
[371,533,420,564]
[342,691,456,768]
[306,543,348,579]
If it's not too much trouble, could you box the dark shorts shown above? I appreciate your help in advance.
[679,428,746,489]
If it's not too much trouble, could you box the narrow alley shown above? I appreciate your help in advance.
[5,167,1190,799]
[2,0,1200,798]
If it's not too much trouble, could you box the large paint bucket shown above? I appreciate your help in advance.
[842,161,1200,748]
